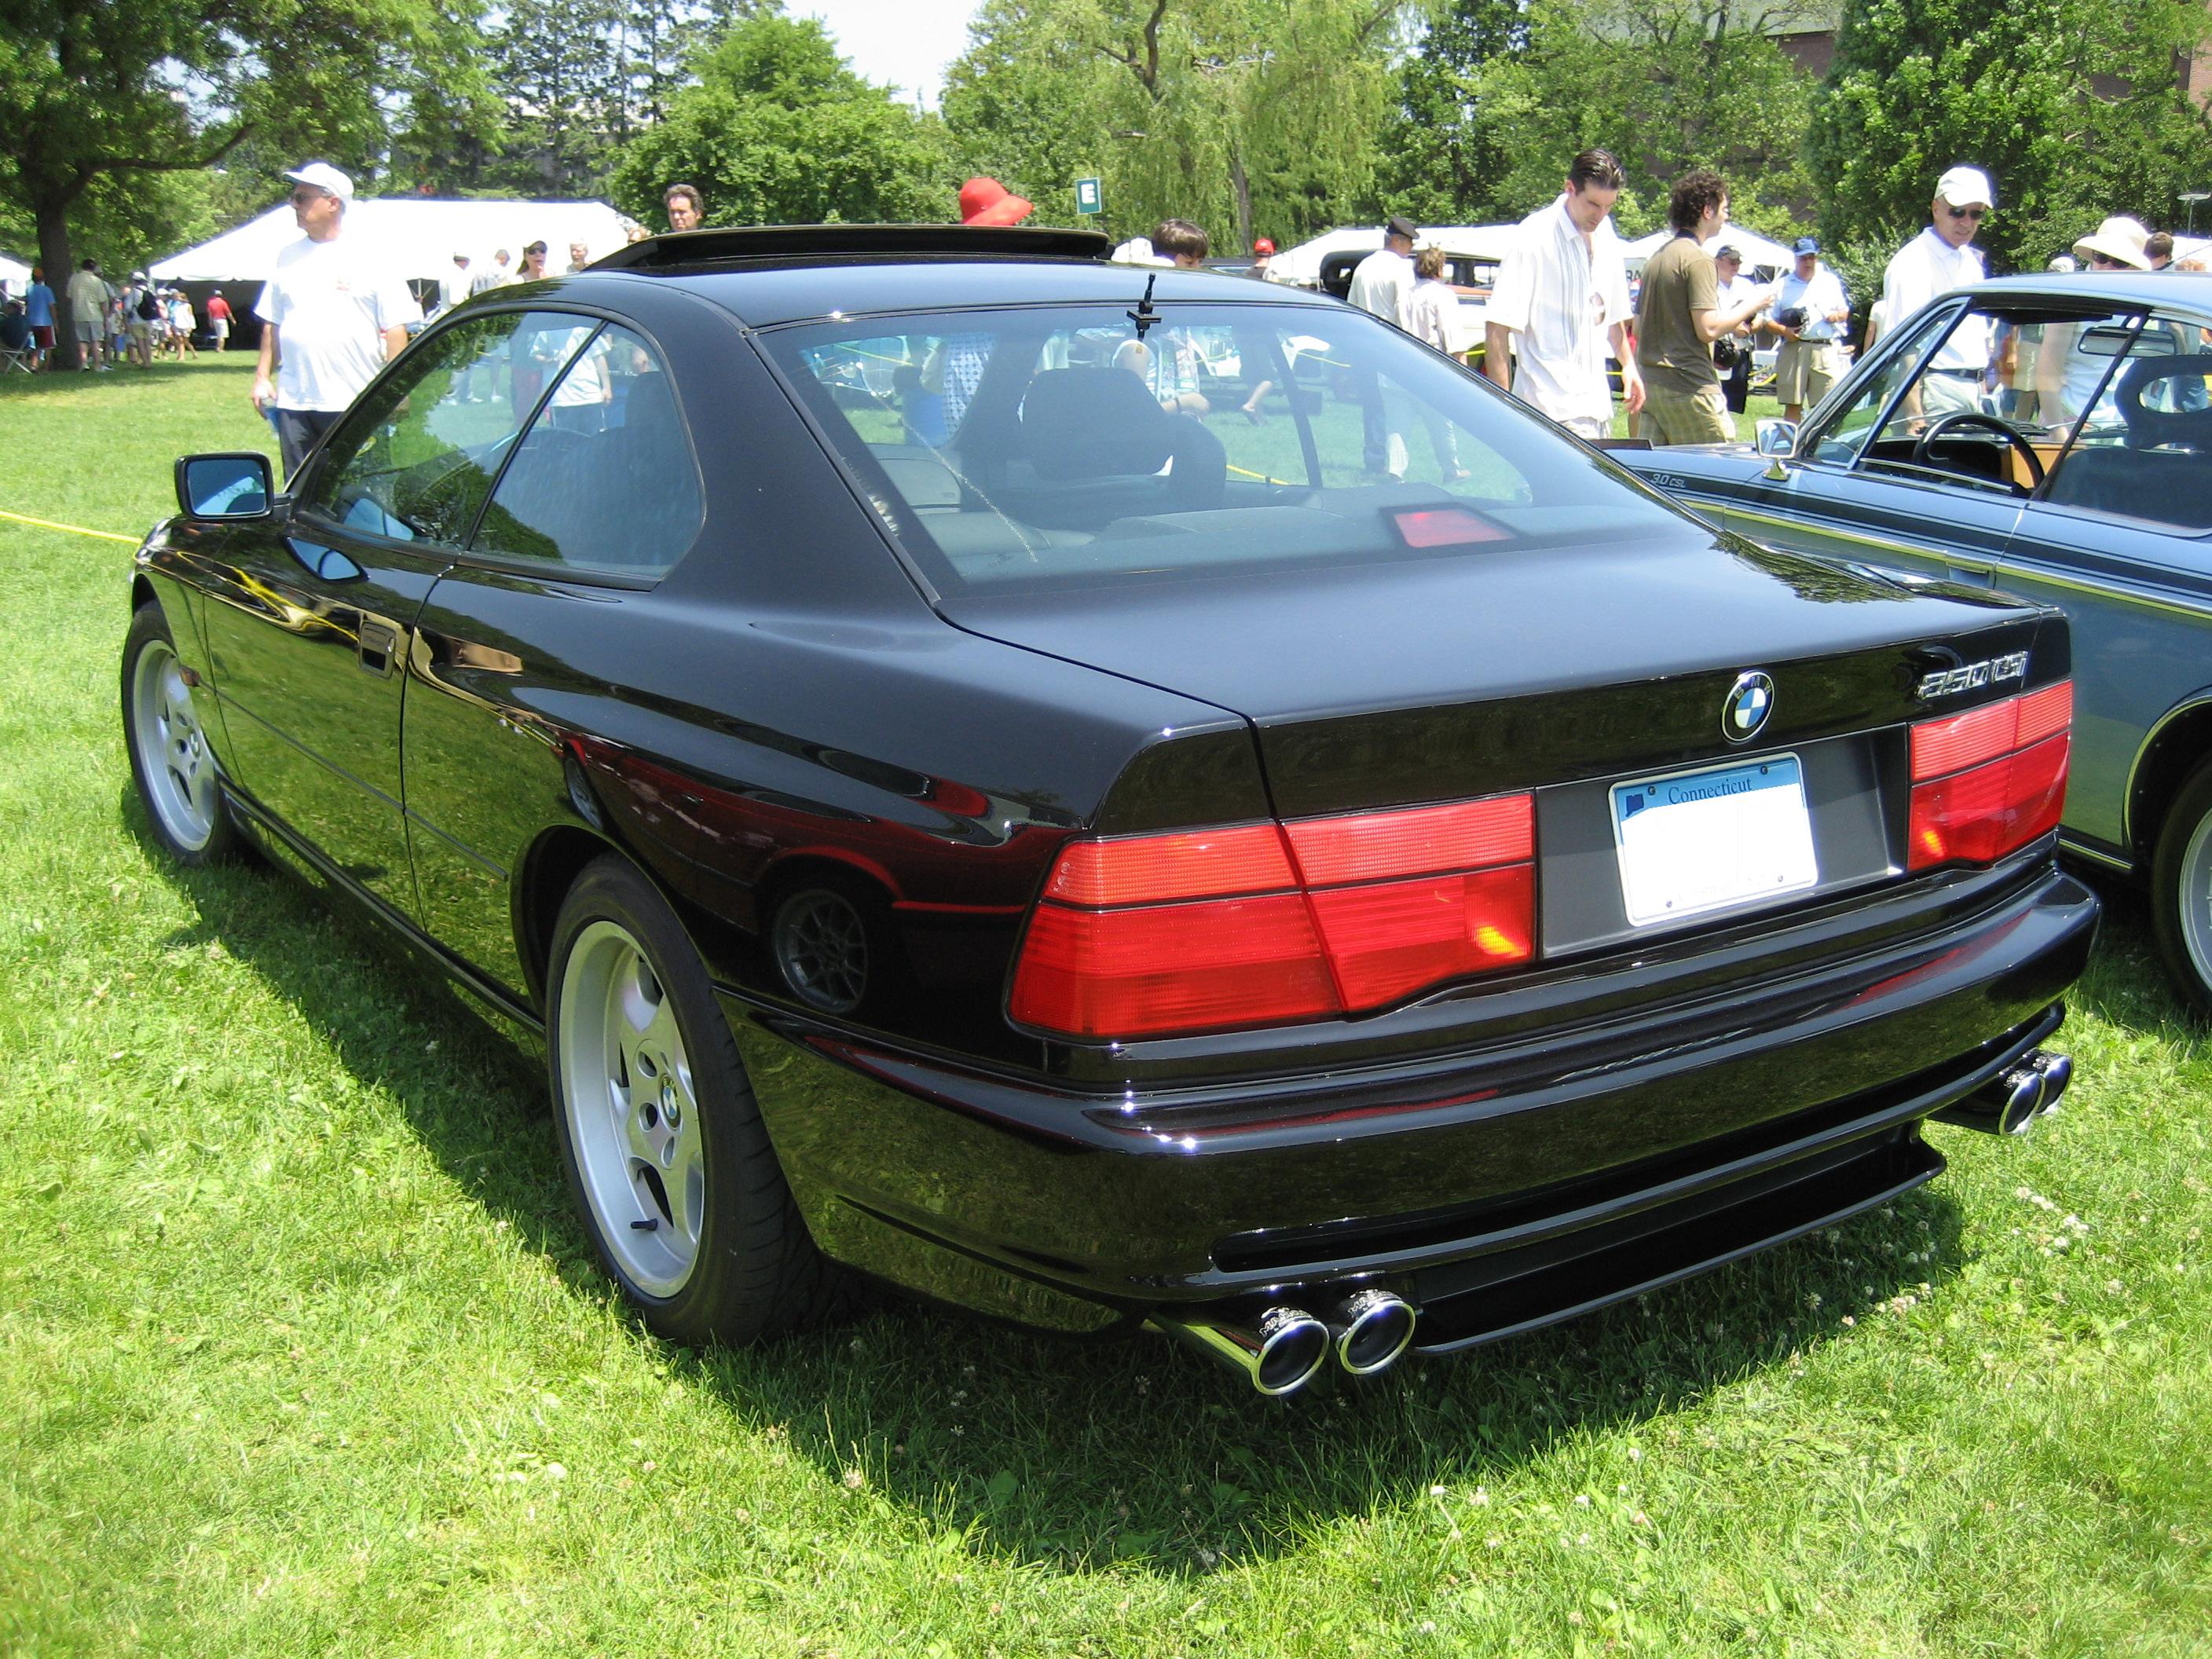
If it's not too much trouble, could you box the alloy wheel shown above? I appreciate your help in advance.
[557,919,705,1297]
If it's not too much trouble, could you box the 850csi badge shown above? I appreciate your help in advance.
[1917,651,2028,701]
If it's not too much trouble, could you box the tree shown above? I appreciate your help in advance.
[1444,0,1819,233]
[1375,0,1530,224]
[942,0,1412,253]
[1808,0,2212,273]
[607,11,955,227]
[0,0,471,364]
[492,0,624,195]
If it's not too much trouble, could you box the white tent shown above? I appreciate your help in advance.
[0,252,30,292]
[1622,225,1801,276]
[151,198,635,291]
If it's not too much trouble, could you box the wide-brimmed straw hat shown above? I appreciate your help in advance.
[2073,216,2151,270]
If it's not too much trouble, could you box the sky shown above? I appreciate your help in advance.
[797,0,984,109]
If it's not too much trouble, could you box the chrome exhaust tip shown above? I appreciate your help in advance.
[2031,1050,2072,1114]
[1330,1287,1418,1375]
[1153,1305,1331,1397]
[1935,1050,2069,1136]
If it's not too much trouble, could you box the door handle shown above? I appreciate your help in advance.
[357,617,400,677]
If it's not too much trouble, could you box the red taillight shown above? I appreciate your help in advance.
[1284,795,1532,884]
[1011,793,1536,1039]
[1910,682,2072,781]
[1006,893,1338,1039]
[1907,683,2071,871]
[1306,865,1535,1008]
[1044,823,1295,905]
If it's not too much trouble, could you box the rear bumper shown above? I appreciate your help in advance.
[723,862,2097,1335]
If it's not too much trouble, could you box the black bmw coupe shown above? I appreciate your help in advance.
[125,225,2096,1395]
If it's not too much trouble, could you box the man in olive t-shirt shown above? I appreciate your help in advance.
[1635,169,1771,445]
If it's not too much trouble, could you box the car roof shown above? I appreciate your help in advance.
[1970,271,2212,310]
[577,225,1345,329]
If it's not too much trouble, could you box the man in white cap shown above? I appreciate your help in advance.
[251,161,419,476]
[1768,236,1851,423]
[1880,165,1994,418]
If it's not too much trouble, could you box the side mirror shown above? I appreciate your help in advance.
[1754,418,1798,479]
[175,452,273,519]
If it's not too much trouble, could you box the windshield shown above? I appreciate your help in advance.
[764,302,1690,595]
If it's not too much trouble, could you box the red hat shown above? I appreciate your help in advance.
[960,177,1034,227]
[1253,237,1276,255]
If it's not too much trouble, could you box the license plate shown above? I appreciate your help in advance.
[1610,754,1818,928]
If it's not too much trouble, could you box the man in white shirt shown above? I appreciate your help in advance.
[1484,149,1644,440]
[252,162,419,476]
[1769,236,1851,423]
[1346,215,1419,474]
[1712,245,1760,413]
[1881,165,1994,419]
[437,253,473,317]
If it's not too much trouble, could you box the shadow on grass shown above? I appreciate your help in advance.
[135,788,2188,1575]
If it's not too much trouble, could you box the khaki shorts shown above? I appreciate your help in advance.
[1638,382,1734,446]
[1775,339,1843,407]
[1921,370,1983,417]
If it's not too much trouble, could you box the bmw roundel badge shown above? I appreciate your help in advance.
[1722,671,1775,744]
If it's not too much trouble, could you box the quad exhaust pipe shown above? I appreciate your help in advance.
[1154,1288,1419,1395]
[1934,1049,2072,1136]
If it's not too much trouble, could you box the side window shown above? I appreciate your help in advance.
[2040,309,2212,533]
[302,310,591,544]
[1806,306,1955,466]
[470,325,703,577]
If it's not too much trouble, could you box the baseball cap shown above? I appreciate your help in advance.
[1253,237,1276,255]
[1386,214,1419,241]
[1792,236,1819,255]
[1714,244,1741,262]
[284,162,354,202]
[1935,166,1994,210]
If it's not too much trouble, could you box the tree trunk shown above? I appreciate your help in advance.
[35,197,79,372]
[1230,148,1254,255]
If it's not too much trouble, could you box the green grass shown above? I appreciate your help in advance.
[2,359,2210,1657]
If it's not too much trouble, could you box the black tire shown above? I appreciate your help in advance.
[2150,757,2212,1019]
[121,602,241,866]
[547,855,840,1345]
[767,869,909,1017]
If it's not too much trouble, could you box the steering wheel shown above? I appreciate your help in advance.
[2115,352,2212,451]
[1911,410,2043,494]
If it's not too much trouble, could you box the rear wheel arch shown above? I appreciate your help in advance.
[2128,698,2212,868]
[517,824,628,1007]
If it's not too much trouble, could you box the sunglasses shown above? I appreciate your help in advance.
[290,189,328,205]
[1942,203,1987,222]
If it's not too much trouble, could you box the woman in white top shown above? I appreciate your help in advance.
[1399,246,1470,482]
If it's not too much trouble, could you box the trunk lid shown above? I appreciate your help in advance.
[938,529,2060,819]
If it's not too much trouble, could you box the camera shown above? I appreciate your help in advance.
[1776,306,1808,331]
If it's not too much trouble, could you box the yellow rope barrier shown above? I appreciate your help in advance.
[0,508,141,544]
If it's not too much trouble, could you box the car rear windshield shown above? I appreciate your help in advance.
[763,303,1690,595]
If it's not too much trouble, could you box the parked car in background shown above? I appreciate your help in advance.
[127,226,2093,1397]
[1616,272,2212,1013]
[1317,230,1514,359]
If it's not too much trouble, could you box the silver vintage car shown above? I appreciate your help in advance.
[1617,272,2212,1013]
